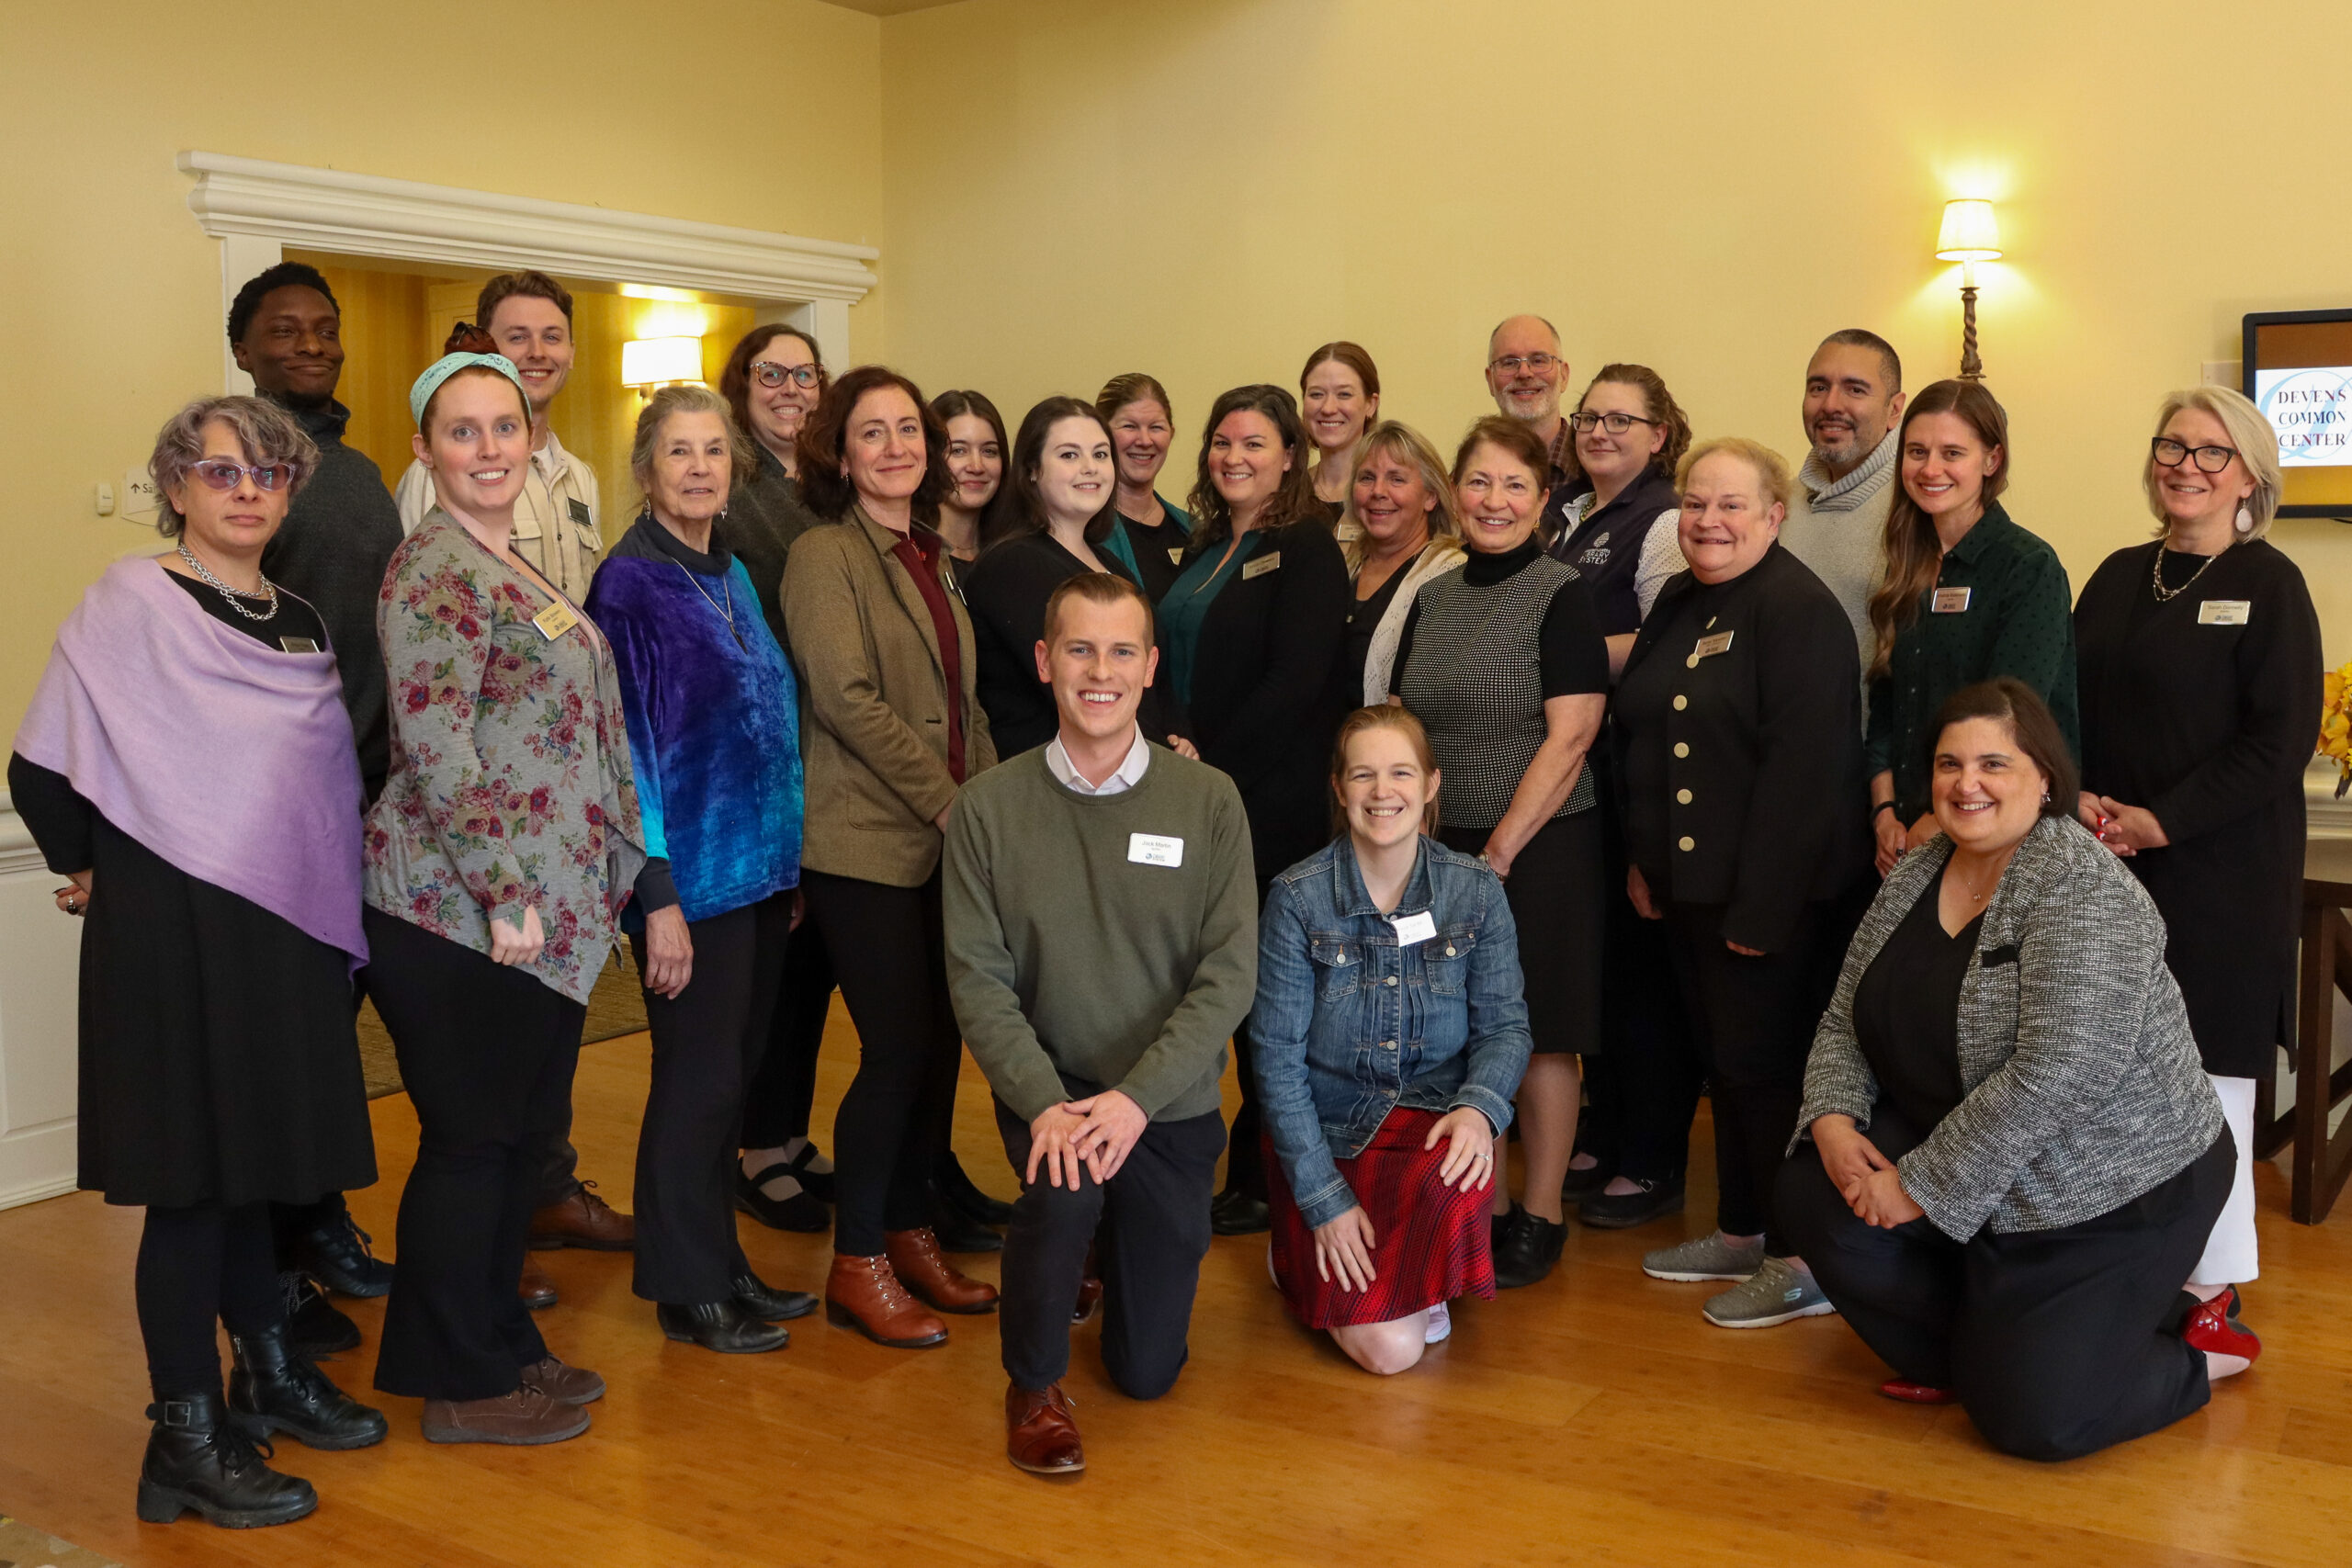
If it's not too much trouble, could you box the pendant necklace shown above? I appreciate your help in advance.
[677,561,747,650]
[177,544,279,621]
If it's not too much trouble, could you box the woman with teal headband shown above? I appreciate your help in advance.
[361,325,650,1446]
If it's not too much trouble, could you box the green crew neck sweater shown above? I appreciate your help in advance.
[944,741,1258,1124]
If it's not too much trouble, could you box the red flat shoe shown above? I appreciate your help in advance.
[1879,1378,1956,1405]
[2182,1288,2261,1367]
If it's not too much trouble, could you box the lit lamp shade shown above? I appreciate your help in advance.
[1934,199,2002,263]
[621,335,704,387]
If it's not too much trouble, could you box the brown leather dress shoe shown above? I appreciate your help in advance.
[823,1254,948,1348]
[519,1267,559,1311]
[517,1356,605,1405]
[1005,1382,1084,1476]
[528,1182,635,1251]
[420,1388,590,1445]
[1072,1273,1103,1325]
[886,1227,1000,1315]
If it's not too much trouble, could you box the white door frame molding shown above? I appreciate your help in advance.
[179,151,877,391]
[0,793,85,1211]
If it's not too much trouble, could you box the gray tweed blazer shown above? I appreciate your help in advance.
[1793,813,2223,1239]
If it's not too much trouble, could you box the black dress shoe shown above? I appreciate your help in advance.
[658,1300,789,1354]
[1491,1208,1567,1290]
[280,1273,360,1358]
[937,1149,1015,1226]
[734,1166,831,1233]
[228,1325,389,1450]
[1577,1176,1687,1231]
[136,1392,317,1529]
[930,1189,1006,1254]
[731,1270,820,1322]
[1560,1159,1617,1201]
[1210,1190,1272,1237]
[288,1211,392,1299]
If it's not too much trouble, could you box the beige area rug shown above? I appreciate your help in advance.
[0,1514,120,1568]
[358,939,648,1100]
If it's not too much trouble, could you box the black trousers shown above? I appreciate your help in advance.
[363,908,585,1400]
[1780,1106,2232,1462]
[801,868,961,1257]
[1601,892,1703,1182]
[994,1083,1224,1397]
[1665,899,1845,1251]
[631,894,794,1303]
[137,1201,282,1400]
[740,913,835,1150]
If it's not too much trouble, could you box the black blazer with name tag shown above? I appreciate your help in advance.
[1613,542,1871,953]
[2074,536,2323,1077]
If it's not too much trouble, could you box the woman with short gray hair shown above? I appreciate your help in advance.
[9,395,383,1529]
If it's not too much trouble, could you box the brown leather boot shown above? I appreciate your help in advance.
[886,1227,1000,1314]
[1005,1382,1084,1476]
[824,1254,948,1348]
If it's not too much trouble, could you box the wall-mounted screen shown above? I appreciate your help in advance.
[2243,309,2352,518]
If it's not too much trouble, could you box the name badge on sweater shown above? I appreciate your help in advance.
[1689,629,1735,664]
[1392,910,1437,946]
[568,497,592,527]
[2198,600,2252,626]
[1128,833,1184,868]
[1242,552,1282,581]
[278,635,320,654]
[532,601,580,640]
[1930,586,1972,614]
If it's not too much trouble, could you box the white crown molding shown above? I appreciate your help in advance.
[177,152,879,305]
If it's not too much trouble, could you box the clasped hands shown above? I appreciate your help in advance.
[1026,1090,1150,1190]
[1811,1113,1924,1229]
[1311,1107,1497,1292]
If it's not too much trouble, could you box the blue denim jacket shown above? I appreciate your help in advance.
[1252,836,1532,1229]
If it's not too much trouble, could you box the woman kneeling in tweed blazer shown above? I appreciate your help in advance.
[1780,678,2256,1462]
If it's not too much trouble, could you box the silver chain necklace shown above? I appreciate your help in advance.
[675,561,746,650]
[176,544,278,621]
[2149,538,2222,604]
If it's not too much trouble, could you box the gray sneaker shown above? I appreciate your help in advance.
[1702,1256,1838,1329]
[1642,1233,1765,1282]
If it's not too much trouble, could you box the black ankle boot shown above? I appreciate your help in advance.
[280,1271,360,1358]
[1491,1208,1567,1290]
[229,1324,390,1450]
[136,1391,317,1529]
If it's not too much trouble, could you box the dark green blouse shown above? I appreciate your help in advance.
[1864,501,2079,819]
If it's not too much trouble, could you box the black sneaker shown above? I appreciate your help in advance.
[1577,1176,1687,1231]
[1491,1208,1567,1290]
[280,1273,360,1359]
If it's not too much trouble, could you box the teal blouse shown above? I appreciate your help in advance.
[1159,531,1266,704]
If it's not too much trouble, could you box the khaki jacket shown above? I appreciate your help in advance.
[783,506,995,886]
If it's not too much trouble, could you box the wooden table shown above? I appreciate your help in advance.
[2257,835,2352,1223]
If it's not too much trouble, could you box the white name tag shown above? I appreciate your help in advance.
[1241,552,1282,581]
[1694,630,1734,659]
[1168,547,1185,565]
[1127,832,1184,867]
[1392,910,1437,946]
[2198,600,2252,626]
[1930,586,1972,614]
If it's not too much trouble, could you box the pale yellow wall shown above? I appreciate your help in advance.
[0,0,883,740]
[878,0,2352,675]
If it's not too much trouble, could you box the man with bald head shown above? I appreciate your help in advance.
[1485,314,1581,541]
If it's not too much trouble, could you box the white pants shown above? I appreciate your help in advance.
[2188,1075,2258,1287]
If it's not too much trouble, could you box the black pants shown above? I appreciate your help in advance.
[1779,1107,2232,1462]
[740,913,834,1149]
[802,868,961,1257]
[994,1084,1224,1397]
[630,894,793,1303]
[527,1117,582,1211]
[138,1201,281,1400]
[363,908,585,1400]
[1602,892,1703,1182]
[1665,899,1844,1252]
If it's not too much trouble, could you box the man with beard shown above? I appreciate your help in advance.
[1484,314,1581,543]
[1781,330,1908,676]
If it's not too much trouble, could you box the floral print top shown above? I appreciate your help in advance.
[363,512,648,1002]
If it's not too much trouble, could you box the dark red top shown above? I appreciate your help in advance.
[888,527,967,784]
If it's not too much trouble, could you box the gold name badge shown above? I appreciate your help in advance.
[2198,600,2252,626]
[1685,630,1735,669]
[1930,586,1972,614]
[277,636,321,654]
[532,601,581,640]
[1242,552,1282,581]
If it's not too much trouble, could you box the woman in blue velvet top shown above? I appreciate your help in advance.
[583,385,813,1354]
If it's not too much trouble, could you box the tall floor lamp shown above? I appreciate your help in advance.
[1935,199,2002,382]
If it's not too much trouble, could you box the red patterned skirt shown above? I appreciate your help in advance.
[1266,1108,1497,1330]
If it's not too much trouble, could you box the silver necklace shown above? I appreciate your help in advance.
[177,544,278,621]
[675,560,746,650]
[2150,539,2221,604]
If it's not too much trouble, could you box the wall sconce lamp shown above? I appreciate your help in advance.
[621,335,705,395]
[1935,199,2002,382]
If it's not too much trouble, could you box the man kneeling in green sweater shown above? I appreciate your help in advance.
[944,573,1258,1478]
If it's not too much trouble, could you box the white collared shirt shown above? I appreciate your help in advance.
[1045,727,1151,796]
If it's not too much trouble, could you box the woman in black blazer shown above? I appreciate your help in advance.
[2074,386,2323,1303]
[1159,383,1351,1231]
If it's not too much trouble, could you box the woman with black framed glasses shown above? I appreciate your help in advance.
[2073,385,2322,1316]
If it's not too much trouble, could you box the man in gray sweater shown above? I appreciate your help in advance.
[944,573,1257,1478]
[1780,328,1908,679]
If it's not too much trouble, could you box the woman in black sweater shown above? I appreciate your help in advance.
[1159,384,1351,1231]
[2074,386,2323,1304]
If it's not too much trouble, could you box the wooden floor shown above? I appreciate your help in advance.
[6,1007,2352,1568]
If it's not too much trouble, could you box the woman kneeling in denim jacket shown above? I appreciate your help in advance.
[1253,706,1533,1373]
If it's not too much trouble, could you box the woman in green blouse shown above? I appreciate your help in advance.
[1865,380,2077,874]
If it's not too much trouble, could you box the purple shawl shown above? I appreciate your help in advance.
[15,558,368,966]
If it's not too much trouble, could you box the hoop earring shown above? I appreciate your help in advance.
[2235,503,2254,535]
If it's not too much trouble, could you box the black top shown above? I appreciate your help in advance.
[964,531,1148,758]
[2074,536,2324,1077]
[1854,870,1977,1138]
[1393,539,1610,697]
[1546,465,1680,636]
[1613,542,1871,953]
[1120,502,1193,603]
[1335,561,1408,715]
[721,446,829,660]
[165,567,331,651]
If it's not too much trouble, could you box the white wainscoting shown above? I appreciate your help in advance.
[0,792,82,1210]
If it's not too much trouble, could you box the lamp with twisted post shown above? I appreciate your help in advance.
[1936,199,2002,382]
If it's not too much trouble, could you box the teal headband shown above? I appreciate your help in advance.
[410,352,530,428]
